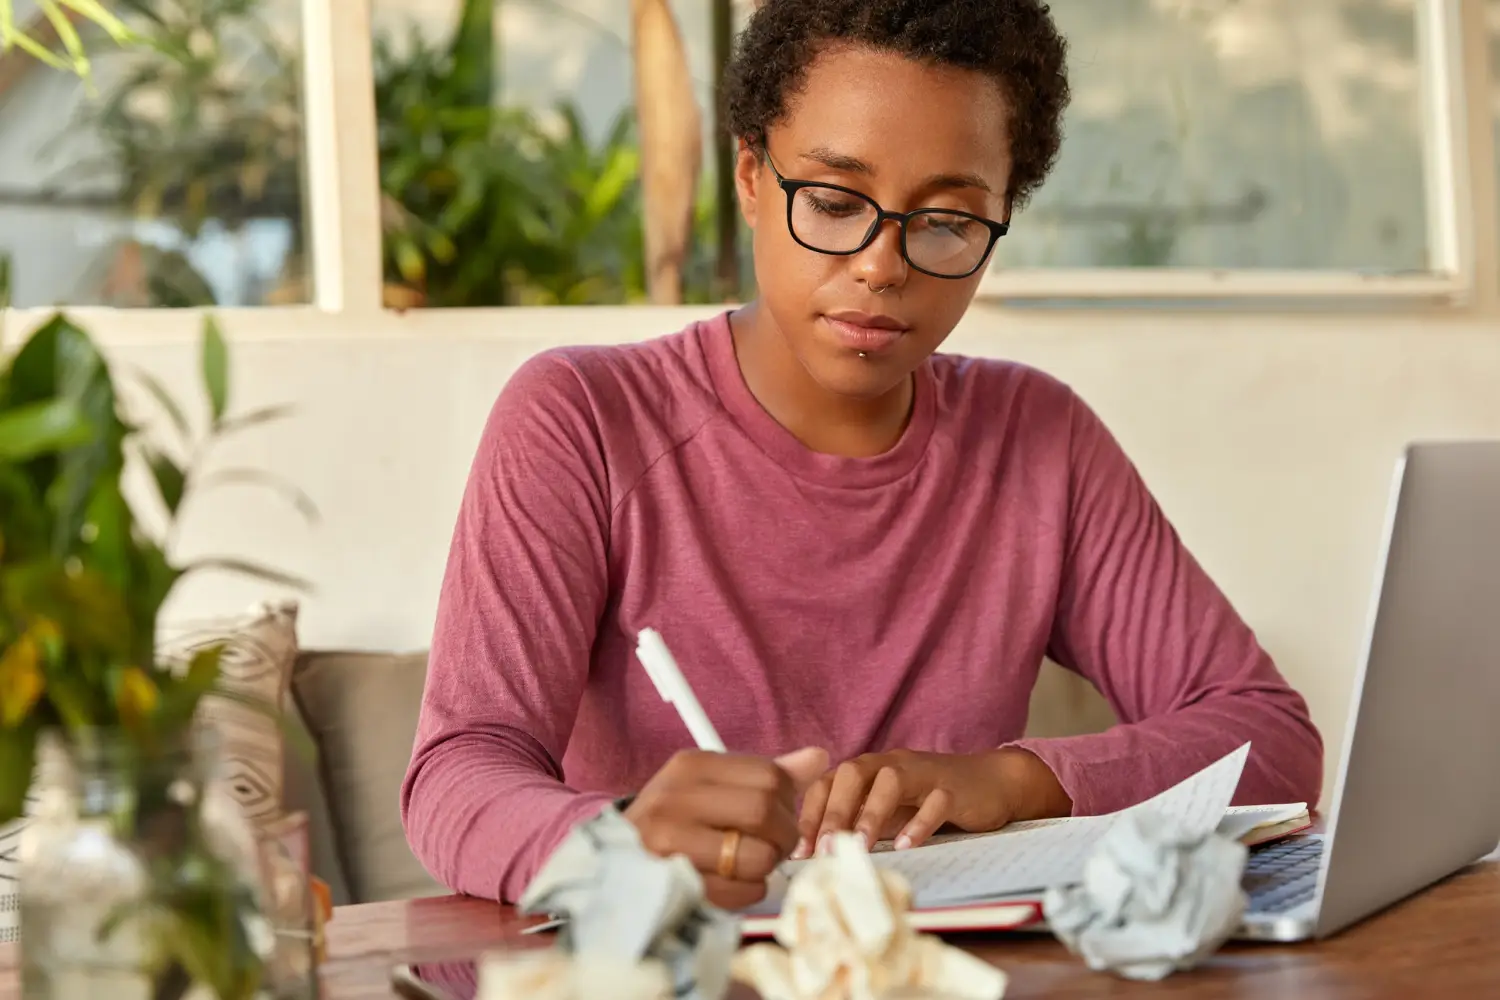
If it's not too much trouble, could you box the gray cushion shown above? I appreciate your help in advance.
[289,649,445,903]
[280,695,355,907]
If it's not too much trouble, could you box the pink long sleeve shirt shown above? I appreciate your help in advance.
[402,312,1324,903]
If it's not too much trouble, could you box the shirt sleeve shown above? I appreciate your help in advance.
[401,353,617,903]
[1007,392,1325,816]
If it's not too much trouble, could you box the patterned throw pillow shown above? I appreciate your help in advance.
[0,813,21,943]
[161,599,301,830]
[0,600,300,943]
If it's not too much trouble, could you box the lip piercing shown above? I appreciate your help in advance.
[858,351,868,358]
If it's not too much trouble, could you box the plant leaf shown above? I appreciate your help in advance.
[96,897,157,949]
[0,398,92,460]
[196,467,318,522]
[3,559,135,659]
[154,644,221,732]
[43,670,98,730]
[124,539,181,667]
[201,315,229,426]
[102,0,163,32]
[0,465,46,561]
[112,664,160,731]
[164,897,230,998]
[7,28,71,71]
[181,557,312,592]
[583,145,640,224]
[79,467,133,593]
[146,448,186,515]
[42,2,91,79]
[155,852,267,999]
[0,631,46,727]
[61,0,137,42]
[9,315,126,558]
[0,467,44,539]
[0,719,38,824]
[213,403,294,437]
[125,365,191,441]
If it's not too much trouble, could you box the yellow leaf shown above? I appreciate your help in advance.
[60,1,134,44]
[5,27,72,72]
[0,633,45,728]
[116,666,160,728]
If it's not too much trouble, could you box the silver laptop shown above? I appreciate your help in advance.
[1236,441,1500,942]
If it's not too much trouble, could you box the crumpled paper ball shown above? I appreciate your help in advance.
[732,832,1008,1000]
[517,806,740,1000]
[1042,809,1249,981]
[477,949,673,1000]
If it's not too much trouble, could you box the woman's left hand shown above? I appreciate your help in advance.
[793,747,1072,858]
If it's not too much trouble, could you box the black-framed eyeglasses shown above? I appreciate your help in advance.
[764,150,1009,280]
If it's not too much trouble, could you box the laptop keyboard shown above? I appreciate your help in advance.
[1243,837,1324,914]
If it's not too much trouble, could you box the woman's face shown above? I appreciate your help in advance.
[735,43,1015,401]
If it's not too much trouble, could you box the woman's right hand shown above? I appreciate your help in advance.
[622,746,829,910]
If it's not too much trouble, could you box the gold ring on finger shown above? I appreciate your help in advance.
[717,828,742,880]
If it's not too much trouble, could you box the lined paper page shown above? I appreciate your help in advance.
[1118,741,1252,835]
[866,816,1073,854]
[746,742,1254,913]
[864,814,1116,906]
[871,743,1252,905]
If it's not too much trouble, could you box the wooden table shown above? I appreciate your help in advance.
[3,857,1498,998]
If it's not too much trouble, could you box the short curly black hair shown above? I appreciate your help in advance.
[722,0,1070,210]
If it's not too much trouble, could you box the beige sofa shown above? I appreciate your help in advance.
[281,651,1116,907]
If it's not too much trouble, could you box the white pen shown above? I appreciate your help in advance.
[636,627,798,886]
[529,630,728,935]
[635,627,727,752]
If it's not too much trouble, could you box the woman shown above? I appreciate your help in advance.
[402,0,1324,911]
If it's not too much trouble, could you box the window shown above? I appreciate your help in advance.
[0,0,1485,314]
[998,0,1429,273]
[363,0,1468,310]
[369,0,749,309]
[0,0,310,308]
[982,0,1468,300]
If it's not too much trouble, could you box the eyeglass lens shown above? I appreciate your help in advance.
[790,186,992,277]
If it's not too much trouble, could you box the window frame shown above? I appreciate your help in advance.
[3,0,1498,326]
[975,0,1481,304]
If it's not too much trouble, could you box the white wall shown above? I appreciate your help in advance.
[24,300,1498,808]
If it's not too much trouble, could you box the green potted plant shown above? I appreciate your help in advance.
[0,294,312,999]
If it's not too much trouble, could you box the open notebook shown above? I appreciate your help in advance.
[740,742,1311,937]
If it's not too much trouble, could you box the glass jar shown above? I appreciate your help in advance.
[18,727,276,1000]
[255,813,320,996]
